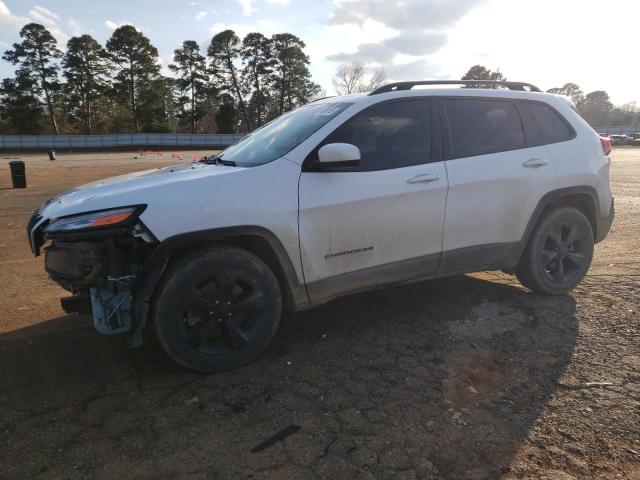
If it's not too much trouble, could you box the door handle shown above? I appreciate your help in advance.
[406,173,441,184]
[522,158,549,168]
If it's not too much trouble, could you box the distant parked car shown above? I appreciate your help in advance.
[609,134,633,145]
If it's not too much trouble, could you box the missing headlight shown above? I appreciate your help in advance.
[44,241,106,291]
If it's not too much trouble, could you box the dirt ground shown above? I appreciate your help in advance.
[0,149,638,480]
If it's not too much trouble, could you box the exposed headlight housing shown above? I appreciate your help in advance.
[44,206,145,234]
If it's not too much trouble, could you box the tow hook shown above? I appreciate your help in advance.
[60,294,92,315]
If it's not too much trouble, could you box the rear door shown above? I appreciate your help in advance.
[439,97,558,273]
[298,98,448,301]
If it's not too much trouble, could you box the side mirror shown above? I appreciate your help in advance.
[315,143,360,169]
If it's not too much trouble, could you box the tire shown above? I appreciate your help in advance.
[516,207,594,295]
[152,246,282,372]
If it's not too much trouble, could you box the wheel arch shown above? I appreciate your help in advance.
[505,186,600,272]
[537,190,598,238]
[131,226,309,336]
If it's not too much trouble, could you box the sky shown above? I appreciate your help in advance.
[0,0,639,105]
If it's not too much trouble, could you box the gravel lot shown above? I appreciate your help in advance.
[0,149,638,479]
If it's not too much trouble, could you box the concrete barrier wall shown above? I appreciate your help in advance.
[595,125,640,135]
[0,133,246,149]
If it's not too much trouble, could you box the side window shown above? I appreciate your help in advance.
[315,99,431,171]
[518,101,574,146]
[443,98,525,158]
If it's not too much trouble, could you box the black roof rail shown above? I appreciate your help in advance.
[368,80,542,95]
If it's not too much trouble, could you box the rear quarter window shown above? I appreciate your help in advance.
[517,101,575,146]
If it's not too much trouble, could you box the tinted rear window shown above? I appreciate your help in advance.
[518,101,574,145]
[443,99,525,158]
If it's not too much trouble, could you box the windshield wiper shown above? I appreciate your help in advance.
[216,158,237,167]
[200,154,220,165]
[200,155,236,167]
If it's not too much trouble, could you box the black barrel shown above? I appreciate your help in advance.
[48,150,56,161]
[9,161,26,188]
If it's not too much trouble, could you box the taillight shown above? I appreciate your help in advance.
[600,136,612,156]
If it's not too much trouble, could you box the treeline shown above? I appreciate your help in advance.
[545,83,640,128]
[0,23,320,135]
[462,65,640,128]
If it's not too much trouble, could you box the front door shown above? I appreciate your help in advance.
[298,98,448,302]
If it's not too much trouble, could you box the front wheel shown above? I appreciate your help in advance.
[516,207,594,295]
[152,246,282,372]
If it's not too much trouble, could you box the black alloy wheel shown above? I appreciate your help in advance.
[516,207,594,295]
[177,269,268,355]
[540,221,588,284]
[153,246,282,372]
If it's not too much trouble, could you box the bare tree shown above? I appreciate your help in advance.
[332,61,386,95]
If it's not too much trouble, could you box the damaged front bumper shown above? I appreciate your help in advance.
[28,208,156,339]
[45,241,136,334]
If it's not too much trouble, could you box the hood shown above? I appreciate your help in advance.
[39,162,245,220]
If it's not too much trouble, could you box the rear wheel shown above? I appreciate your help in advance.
[152,246,282,372]
[516,207,594,295]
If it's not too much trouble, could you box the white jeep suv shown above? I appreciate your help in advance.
[28,80,615,371]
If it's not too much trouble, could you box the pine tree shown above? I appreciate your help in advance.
[62,35,110,134]
[208,30,250,130]
[160,76,180,132]
[270,33,320,117]
[461,65,505,88]
[215,93,238,133]
[0,72,45,133]
[241,33,274,129]
[106,25,161,133]
[3,23,62,134]
[169,40,208,133]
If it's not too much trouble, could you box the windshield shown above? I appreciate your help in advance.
[214,102,352,166]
